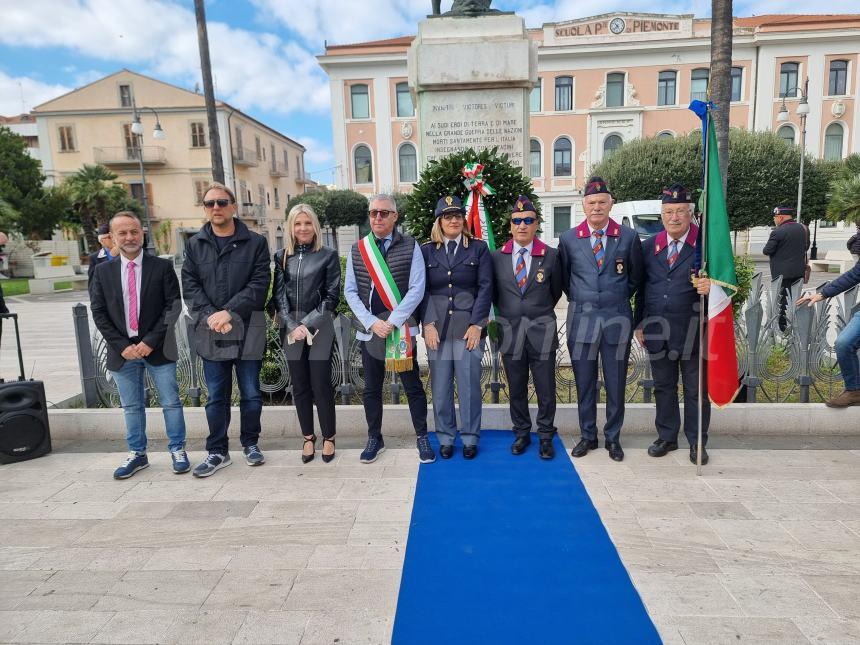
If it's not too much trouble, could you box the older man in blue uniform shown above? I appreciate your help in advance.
[634,184,712,465]
[559,177,644,462]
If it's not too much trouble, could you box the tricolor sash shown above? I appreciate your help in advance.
[357,234,413,372]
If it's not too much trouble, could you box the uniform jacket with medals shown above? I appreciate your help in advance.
[491,237,563,356]
[558,219,644,345]
[634,224,702,357]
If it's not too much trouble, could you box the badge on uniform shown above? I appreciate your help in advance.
[615,258,625,274]
[535,269,545,283]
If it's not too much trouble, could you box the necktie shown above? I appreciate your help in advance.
[446,240,457,263]
[667,239,680,269]
[592,230,605,269]
[375,237,387,259]
[127,260,139,333]
[515,248,528,293]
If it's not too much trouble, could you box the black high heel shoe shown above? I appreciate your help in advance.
[301,434,317,464]
[321,437,336,463]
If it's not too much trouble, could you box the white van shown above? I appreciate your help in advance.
[611,200,664,240]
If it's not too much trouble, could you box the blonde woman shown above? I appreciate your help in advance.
[273,204,341,463]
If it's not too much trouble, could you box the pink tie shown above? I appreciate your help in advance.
[128,260,138,333]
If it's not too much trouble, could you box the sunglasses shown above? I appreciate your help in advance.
[203,198,232,208]
[441,212,464,220]
[512,217,536,226]
[369,209,395,219]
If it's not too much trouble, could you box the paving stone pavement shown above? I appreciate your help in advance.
[1,440,860,644]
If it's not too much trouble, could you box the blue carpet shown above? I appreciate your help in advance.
[392,430,661,645]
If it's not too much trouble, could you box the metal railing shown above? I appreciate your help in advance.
[93,146,167,166]
[76,272,855,408]
[233,147,258,167]
[269,161,288,177]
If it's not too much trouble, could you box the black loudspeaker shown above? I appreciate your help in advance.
[0,314,51,464]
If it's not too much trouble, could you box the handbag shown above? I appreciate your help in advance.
[269,249,289,327]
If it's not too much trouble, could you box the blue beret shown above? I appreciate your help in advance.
[584,176,610,196]
[97,223,111,236]
[435,195,464,217]
[512,195,536,214]
[773,205,795,216]
[661,183,693,204]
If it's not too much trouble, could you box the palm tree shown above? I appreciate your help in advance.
[710,0,733,195]
[62,164,121,250]
[827,175,860,225]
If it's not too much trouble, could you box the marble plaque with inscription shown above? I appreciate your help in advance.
[418,88,527,167]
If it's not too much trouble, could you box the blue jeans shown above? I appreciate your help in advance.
[111,359,186,454]
[835,311,860,390]
[202,358,263,454]
[428,338,484,447]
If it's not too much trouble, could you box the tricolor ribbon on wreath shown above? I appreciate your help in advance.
[462,162,497,251]
[357,234,413,372]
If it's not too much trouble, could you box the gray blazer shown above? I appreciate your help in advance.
[491,237,563,358]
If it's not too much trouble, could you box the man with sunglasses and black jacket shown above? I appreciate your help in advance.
[182,182,271,478]
[491,196,564,459]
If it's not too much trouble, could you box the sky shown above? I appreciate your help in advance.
[2,0,856,185]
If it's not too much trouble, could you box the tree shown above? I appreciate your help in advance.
[62,164,139,250]
[324,190,368,249]
[404,147,536,245]
[0,126,43,213]
[589,130,833,230]
[827,175,860,225]
[710,0,733,195]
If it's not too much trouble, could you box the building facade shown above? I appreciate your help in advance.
[318,13,860,240]
[31,70,309,255]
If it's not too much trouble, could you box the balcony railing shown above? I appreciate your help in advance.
[269,161,288,177]
[233,147,259,167]
[93,146,167,167]
[239,203,266,225]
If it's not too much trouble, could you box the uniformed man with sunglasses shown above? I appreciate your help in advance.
[491,196,564,459]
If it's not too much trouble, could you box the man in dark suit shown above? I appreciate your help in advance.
[88,223,116,291]
[90,211,188,479]
[559,177,644,462]
[762,205,809,331]
[492,196,563,459]
[634,184,712,465]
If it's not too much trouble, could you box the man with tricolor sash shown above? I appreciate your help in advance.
[344,194,436,464]
[634,184,712,465]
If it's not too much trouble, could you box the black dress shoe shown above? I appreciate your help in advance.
[606,441,624,462]
[647,439,679,458]
[511,436,531,455]
[439,445,454,459]
[690,446,709,465]
[463,445,478,460]
[571,438,598,458]
[539,439,555,460]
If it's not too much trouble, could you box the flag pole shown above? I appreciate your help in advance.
[696,103,711,477]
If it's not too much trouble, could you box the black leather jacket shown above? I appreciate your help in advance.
[272,244,341,336]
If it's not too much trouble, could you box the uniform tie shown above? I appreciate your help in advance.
[127,260,139,333]
[515,247,528,293]
[667,239,680,269]
[447,240,457,263]
[592,230,605,269]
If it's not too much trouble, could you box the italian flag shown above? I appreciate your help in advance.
[695,101,740,408]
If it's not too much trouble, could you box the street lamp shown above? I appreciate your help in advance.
[777,78,815,258]
[130,98,165,253]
